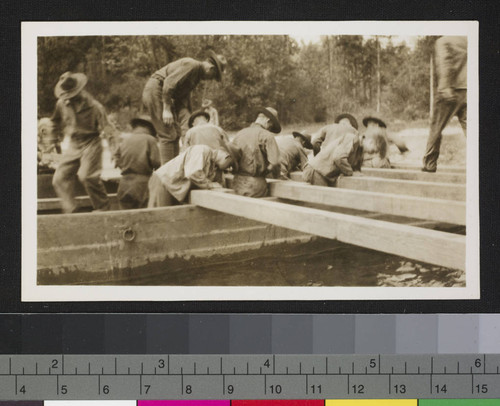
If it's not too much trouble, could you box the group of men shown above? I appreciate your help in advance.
[43,35,467,213]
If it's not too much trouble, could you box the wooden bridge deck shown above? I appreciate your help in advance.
[37,165,467,270]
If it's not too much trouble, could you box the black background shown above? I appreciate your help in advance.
[0,0,498,313]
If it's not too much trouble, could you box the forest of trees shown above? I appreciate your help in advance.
[37,35,437,131]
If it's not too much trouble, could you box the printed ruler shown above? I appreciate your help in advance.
[0,354,499,400]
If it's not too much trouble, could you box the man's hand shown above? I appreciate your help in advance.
[351,171,364,177]
[209,182,223,189]
[438,88,457,103]
[162,109,174,125]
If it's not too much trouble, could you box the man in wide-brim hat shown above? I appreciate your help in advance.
[184,109,240,180]
[362,114,408,153]
[142,50,227,165]
[50,71,119,213]
[232,107,281,197]
[311,116,359,156]
[114,115,161,210]
[274,130,313,179]
[335,113,359,130]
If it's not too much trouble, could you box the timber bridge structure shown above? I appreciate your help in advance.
[37,163,467,281]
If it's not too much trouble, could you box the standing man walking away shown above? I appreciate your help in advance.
[202,99,220,126]
[232,107,281,197]
[142,51,227,165]
[422,36,467,172]
[51,72,119,213]
[114,115,161,210]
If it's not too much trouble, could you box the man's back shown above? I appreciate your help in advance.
[233,123,280,177]
[116,131,160,176]
[185,123,228,150]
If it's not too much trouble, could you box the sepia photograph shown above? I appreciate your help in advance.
[22,21,479,301]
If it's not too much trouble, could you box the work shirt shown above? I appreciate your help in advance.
[114,130,161,176]
[184,123,230,151]
[435,36,467,90]
[275,135,309,177]
[152,58,204,108]
[309,132,363,178]
[51,91,117,147]
[311,123,357,151]
[233,123,280,178]
[154,145,220,202]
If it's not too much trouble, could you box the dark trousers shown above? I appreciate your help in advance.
[142,78,190,165]
[117,174,150,210]
[423,89,467,171]
[52,136,109,213]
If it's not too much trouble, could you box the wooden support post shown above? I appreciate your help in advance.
[289,173,465,201]
[269,181,465,225]
[190,190,465,270]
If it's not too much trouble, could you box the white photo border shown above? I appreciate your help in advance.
[22,20,479,302]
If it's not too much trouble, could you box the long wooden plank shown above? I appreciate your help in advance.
[38,194,119,212]
[391,162,466,173]
[190,190,465,270]
[269,181,466,225]
[288,172,465,201]
[356,168,466,184]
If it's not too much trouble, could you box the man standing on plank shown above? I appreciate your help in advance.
[114,115,161,210]
[51,72,119,213]
[142,51,227,165]
[422,36,467,172]
[232,107,281,197]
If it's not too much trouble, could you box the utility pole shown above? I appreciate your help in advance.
[429,52,434,119]
[376,35,381,113]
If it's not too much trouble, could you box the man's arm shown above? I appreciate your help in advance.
[50,101,64,143]
[332,135,355,176]
[265,134,281,178]
[148,139,161,170]
[96,103,120,155]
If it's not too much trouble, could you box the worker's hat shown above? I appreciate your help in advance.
[54,72,88,100]
[257,107,281,134]
[188,110,211,128]
[335,113,359,130]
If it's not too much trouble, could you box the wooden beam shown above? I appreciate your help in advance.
[190,190,465,270]
[356,168,466,184]
[38,194,119,212]
[391,162,466,173]
[289,172,465,201]
[269,181,465,225]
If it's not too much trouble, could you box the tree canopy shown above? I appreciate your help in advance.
[38,35,436,130]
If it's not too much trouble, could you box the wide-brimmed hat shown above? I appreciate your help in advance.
[335,113,359,130]
[257,107,281,134]
[292,130,313,150]
[188,110,211,128]
[362,115,387,128]
[54,72,88,100]
[130,115,156,136]
[202,99,213,108]
[207,51,227,82]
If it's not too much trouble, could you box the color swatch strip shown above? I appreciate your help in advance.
[2,314,500,355]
